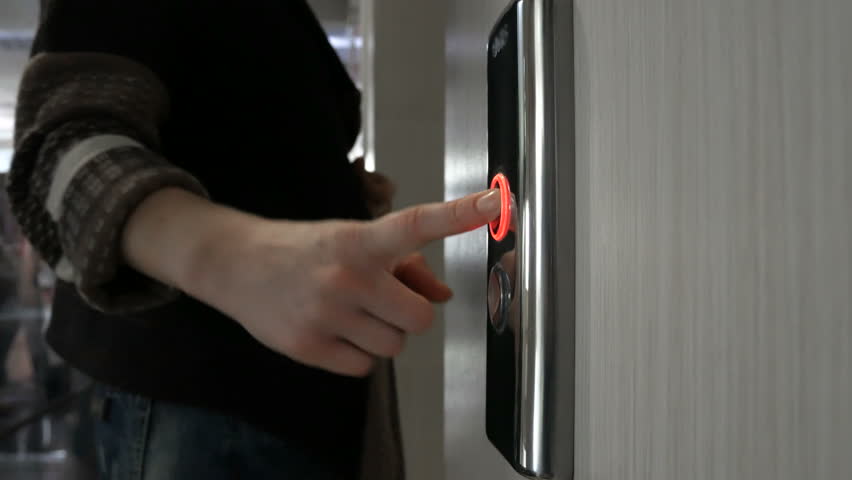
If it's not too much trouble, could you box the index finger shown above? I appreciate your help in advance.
[364,189,502,257]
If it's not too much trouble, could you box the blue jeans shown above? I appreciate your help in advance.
[91,384,351,480]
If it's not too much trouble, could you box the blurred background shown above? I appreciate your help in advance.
[1,4,79,478]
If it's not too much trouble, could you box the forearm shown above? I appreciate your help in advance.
[120,188,258,302]
[9,52,209,312]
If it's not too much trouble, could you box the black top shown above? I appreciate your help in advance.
[33,0,370,473]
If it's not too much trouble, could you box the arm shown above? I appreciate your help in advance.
[9,0,206,311]
[11,50,501,376]
[121,184,501,377]
[11,0,502,376]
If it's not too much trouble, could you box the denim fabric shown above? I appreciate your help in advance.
[91,384,351,480]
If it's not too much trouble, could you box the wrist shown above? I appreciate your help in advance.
[121,187,261,303]
[175,202,264,304]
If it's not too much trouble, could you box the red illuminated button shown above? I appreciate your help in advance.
[489,173,512,242]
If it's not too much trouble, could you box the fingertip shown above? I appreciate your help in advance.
[435,286,454,303]
[427,281,454,303]
[475,189,502,220]
[369,188,504,257]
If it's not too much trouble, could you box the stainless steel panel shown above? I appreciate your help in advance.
[573,0,852,479]
[515,0,560,473]
[447,0,574,478]
[446,0,532,478]
[484,0,575,477]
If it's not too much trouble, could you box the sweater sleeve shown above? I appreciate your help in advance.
[7,50,207,312]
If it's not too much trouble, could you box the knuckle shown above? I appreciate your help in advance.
[325,266,374,300]
[450,198,466,227]
[320,264,355,291]
[400,206,425,238]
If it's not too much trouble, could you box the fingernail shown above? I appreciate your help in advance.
[476,189,502,217]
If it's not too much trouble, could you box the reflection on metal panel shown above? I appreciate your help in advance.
[445,1,529,479]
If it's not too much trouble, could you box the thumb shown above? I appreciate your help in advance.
[363,189,502,257]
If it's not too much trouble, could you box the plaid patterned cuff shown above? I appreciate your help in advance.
[57,145,208,313]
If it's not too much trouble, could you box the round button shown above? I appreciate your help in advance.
[489,173,512,242]
[488,263,512,333]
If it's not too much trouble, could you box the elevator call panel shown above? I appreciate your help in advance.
[485,1,574,478]
[486,0,524,474]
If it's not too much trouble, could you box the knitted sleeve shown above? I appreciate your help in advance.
[8,51,207,314]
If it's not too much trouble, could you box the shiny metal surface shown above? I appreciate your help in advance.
[448,0,574,479]
[488,263,512,333]
[446,0,531,478]
[487,0,574,477]
[485,0,525,472]
[515,0,558,474]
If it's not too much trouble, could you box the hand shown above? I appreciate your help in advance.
[393,252,453,303]
[184,189,501,376]
[352,157,395,218]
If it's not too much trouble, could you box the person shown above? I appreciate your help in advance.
[6,1,501,479]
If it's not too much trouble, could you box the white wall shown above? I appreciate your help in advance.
[0,0,38,30]
[367,1,447,479]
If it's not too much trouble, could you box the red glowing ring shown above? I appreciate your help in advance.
[489,173,512,242]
